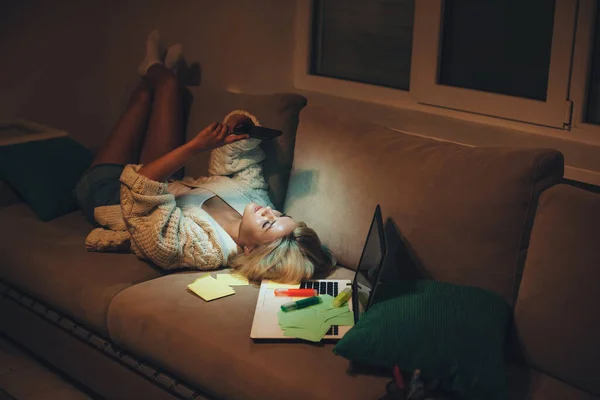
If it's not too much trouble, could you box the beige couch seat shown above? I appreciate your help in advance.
[107,268,389,400]
[507,365,600,400]
[0,204,163,335]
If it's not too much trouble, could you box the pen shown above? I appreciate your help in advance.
[408,369,425,399]
[274,288,318,297]
[281,296,322,312]
[392,365,404,389]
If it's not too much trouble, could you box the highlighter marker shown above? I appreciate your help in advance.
[332,287,352,307]
[281,296,322,312]
[358,291,369,308]
[274,288,317,297]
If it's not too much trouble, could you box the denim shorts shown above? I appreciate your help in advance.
[75,163,125,225]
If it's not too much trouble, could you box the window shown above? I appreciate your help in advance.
[438,0,554,101]
[584,2,600,124]
[294,0,416,106]
[310,0,414,90]
[568,0,600,139]
[295,0,600,137]
[585,5,600,124]
[411,0,576,128]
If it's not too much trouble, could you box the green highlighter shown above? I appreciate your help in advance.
[281,296,322,312]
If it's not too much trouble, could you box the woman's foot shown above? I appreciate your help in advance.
[138,30,165,76]
[164,43,184,72]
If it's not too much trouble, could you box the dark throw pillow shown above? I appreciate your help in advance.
[334,280,510,400]
[0,137,93,221]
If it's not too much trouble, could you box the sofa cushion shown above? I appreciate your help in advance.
[508,365,600,400]
[107,268,390,400]
[0,204,163,335]
[0,137,93,221]
[285,105,563,303]
[184,89,307,211]
[515,184,600,396]
[334,280,511,400]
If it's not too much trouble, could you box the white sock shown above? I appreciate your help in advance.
[164,43,183,71]
[138,30,165,76]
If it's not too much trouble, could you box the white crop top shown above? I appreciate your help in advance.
[168,181,240,260]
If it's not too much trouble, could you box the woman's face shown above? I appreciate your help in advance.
[239,202,298,250]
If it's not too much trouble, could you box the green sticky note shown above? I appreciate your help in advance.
[277,309,325,330]
[277,294,351,342]
[321,307,352,321]
[326,311,354,326]
[311,295,336,312]
[282,322,331,342]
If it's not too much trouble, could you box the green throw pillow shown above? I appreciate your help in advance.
[334,280,510,400]
[0,137,92,221]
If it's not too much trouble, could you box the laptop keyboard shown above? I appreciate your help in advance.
[300,281,339,336]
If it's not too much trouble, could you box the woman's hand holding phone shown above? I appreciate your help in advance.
[139,122,248,182]
[191,121,249,152]
[224,113,283,141]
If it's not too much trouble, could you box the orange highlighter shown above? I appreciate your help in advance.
[274,288,318,297]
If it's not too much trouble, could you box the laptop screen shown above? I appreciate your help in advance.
[352,205,386,322]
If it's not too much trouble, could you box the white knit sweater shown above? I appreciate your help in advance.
[85,110,275,271]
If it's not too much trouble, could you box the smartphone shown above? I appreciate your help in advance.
[234,124,283,140]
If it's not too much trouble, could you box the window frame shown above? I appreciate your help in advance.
[569,0,600,142]
[293,0,415,107]
[410,0,577,129]
[294,0,600,146]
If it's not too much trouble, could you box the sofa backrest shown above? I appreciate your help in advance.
[285,105,564,304]
[515,184,600,396]
[184,89,306,210]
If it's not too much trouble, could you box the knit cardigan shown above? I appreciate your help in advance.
[85,110,275,270]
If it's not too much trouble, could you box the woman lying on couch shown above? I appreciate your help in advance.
[75,30,334,283]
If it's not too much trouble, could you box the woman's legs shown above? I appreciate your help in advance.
[77,32,191,224]
[90,79,152,167]
[90,32,189,170]
[139,63,186,165]
[89,65,191,172]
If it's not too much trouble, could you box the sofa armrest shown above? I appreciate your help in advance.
[515,184,600,396]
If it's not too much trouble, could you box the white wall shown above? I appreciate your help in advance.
[0,0,296,148]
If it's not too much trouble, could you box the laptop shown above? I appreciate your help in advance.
[250,205,387,340]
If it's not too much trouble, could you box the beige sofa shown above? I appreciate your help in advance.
[1,91,599,400]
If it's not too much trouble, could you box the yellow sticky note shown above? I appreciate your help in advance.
[188,274,235,301]
[264,280,300,289]
[216,273,249,286]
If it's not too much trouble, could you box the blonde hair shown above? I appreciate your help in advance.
[228,222,336,283]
